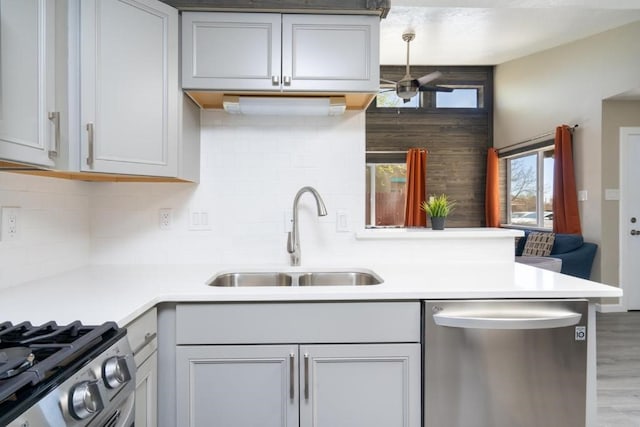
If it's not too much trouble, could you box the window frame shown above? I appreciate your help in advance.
[505,146,554,230]
[434,85,484,109]
[365,162,407,228]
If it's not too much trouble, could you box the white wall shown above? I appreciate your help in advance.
[494,21,640,282]
[601,100,640,288]
[0,172,90,288]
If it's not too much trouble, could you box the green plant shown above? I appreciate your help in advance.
[421,194,456,218]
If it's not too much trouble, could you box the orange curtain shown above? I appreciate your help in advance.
[553,125,582,234]
[404,148,427,227]
[485,148,500,227]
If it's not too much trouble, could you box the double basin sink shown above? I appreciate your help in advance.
[208,269,383,287]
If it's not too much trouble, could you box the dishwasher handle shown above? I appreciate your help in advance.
[432,308,582,330]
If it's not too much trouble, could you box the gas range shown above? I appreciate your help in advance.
[0,321,135,427]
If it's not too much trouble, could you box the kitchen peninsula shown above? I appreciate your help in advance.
[0,227,622,427]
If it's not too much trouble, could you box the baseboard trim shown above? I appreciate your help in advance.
[595,303,626,313]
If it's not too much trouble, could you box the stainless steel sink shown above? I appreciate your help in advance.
[297,271,382,286]
[207,272,293,287]
[207,269,382,287]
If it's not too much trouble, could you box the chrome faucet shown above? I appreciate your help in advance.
[287,186,328,266]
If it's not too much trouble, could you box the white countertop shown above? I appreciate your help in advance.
[0,262,621,327]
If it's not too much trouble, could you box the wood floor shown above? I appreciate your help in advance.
[597,311,640,426]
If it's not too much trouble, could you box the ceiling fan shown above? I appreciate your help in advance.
[381,32,453,102]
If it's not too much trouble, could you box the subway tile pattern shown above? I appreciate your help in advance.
[0,172,91,289]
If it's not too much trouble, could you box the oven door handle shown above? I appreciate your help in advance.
[132,332,157,355]
[433,308,582,330]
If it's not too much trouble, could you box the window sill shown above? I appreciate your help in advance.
[501,224,553,232]
[356,227,523,240]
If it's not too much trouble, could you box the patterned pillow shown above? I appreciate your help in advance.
[522,232,556,256]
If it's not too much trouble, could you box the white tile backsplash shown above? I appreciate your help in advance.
[1,109,512,288]
[87,110,367,266]
[0,173,91,289]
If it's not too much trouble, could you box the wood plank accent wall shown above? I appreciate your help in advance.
[366,65,494,227]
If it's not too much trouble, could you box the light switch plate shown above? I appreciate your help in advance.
[189,209,212,231]
[605,189,620,201]
[336,209,349,232]
[578,190,588,201]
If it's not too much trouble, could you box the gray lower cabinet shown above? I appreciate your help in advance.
[126,307,158,427]
[176,343,420,427]
[173,302,422,427]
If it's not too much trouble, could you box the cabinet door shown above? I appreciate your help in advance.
[182,12,281,91]
[282,14,380,93]
[80,0,178,176]
[300,344,421,427]
[135,351,158,427]
[176,345,299,427]
[0,0,56,167]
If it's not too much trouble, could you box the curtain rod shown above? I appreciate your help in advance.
[497,124,579,153]
[365,150,429,154]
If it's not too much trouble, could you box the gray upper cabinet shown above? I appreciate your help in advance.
[1,0,200,181]
[181,12,379,93]
[80,0,180,176]
[0,0,56,167]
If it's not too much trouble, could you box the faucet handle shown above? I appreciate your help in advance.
[287,231,294,253]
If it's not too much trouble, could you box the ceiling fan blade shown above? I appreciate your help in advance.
[419,85,454,93]
[378,89,396,93]
[380,78,398,85]
[416,71,443,87]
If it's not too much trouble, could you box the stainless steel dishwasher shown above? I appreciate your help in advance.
[424,299,588,427]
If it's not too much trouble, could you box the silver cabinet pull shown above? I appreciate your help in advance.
[304,353,309,400]
[48,112,60,159]
[272,75,280,86]
[132,332,157,355]
[283,75,292,86]
[86,123,94,167]
[289,353,295,400]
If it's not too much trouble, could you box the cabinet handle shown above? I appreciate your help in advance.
[86,123,94,167]
[48,112,60,159]
[272,75,280,86]
[289,353,295,400]
[132,332,157,355]
[283,75,292,86]
[304,353,309,400]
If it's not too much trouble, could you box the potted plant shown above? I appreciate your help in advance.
[421,194,456,230]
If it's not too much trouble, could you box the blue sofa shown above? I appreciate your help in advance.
[515,230,597,280]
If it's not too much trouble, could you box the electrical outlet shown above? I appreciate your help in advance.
[1,207,20,241]
[189,209,212,231]
[159,208,172,230]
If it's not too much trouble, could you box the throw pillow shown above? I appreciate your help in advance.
[522,232,556,257]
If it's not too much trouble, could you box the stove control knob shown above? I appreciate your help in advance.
[103,356,132,389]
[69,380,104,420]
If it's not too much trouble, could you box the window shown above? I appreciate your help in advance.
[375,85,420,108]
[507,148,554,229]
[366,164,406,227]
[436,88,479,108]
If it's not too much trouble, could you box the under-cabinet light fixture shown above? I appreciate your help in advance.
[222,95,347,116]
